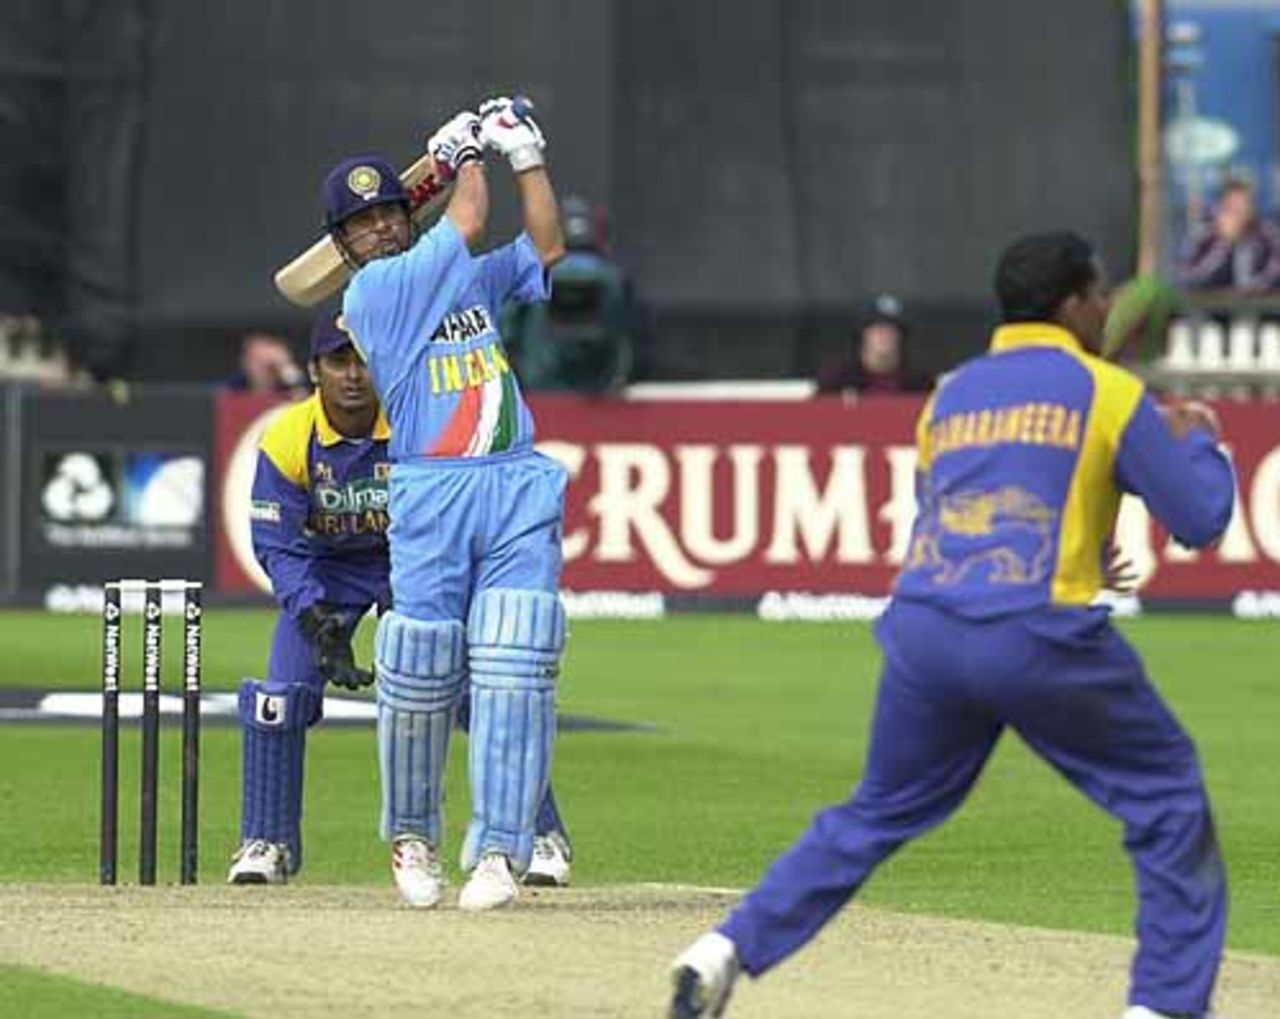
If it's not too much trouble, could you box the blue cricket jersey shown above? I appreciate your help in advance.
[250,392,391,615]
[341,217,549,461]
[896,322,1235,619]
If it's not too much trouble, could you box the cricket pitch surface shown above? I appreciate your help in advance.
[1,884,1276,1017]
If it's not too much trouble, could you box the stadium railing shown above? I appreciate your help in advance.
[1146,291,1280,399]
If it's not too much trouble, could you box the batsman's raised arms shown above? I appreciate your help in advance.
[273,151,454,308]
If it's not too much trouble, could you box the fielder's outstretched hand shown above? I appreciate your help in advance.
[426,111,485,175]
[478,95,545,172]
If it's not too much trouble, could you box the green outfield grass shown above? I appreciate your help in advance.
[0,609,1276,963]
[0,963,233,1018]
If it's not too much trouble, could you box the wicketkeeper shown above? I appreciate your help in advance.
[670,232,1234,1019]
[228,313,390,884]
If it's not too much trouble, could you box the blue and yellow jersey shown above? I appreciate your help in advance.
[895,323,1235,619]
[341,218,549,462]
[250,392,392,616]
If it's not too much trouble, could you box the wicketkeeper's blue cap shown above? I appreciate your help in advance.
[322,154,409,230]
[309,312,352,359]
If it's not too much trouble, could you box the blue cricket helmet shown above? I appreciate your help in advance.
[322,154,410,230]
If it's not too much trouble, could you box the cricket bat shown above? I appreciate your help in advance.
[273,152,454,307]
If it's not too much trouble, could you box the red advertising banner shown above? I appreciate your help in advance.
[213,392,1280,607]
[536,395,921,596]
[536,396,1280,606]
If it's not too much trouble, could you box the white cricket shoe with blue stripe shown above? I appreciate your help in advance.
[669,932,739,1018]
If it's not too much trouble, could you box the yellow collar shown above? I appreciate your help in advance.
[989,322,1084,355]
[313,391,391,446]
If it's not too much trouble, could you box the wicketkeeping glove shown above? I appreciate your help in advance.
[426,111,485,175]
[478,96,546,172]
[298,604,374,691]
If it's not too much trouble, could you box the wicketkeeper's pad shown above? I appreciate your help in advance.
[237,679,318,873]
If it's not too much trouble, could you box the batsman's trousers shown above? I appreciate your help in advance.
[720,599,1226,1017]
[388,450,566,621]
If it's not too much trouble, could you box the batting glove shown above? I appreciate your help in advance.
[426,111,485,175]
[478,96,546,172]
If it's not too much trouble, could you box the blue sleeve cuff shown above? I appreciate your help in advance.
[514,231,552,301]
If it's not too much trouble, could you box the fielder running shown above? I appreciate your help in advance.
[670,232,1234,1019]
[230,311,572,886]
[323,96,570,910]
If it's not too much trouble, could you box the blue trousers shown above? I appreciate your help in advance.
[238,604,365,870]
[720,600,1226,1016]
[388,450,565,620]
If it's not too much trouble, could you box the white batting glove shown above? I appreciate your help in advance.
[478,96,546,172]
[426,111,484,175]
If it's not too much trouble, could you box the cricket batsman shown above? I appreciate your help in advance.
[323,95,570,910]
[230,311,573,887]
[670,232,1234,1019]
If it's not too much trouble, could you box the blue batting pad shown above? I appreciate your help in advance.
[375,611,467,712]
[454,678,568,842]
[466,587,566,679]
[462,589,564,872]
[238,679,317,872]
[375,612,466,842]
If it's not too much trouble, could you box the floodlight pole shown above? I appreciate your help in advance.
[1137,0,1165,276]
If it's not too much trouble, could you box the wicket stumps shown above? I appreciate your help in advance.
[100,579,203,886]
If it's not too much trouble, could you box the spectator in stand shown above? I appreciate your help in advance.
[1177,178,1280,292]
[0,314,83,387]
[815,294,931,395]
[226,332,309,396]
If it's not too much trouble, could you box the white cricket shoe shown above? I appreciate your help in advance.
[524,832,572,887]
[459,851,519,911]
[227,839,289,885]
[391,835,445,909]
[669,932,739,1018]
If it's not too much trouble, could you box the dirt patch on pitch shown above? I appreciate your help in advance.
[0,884,1275,1018]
